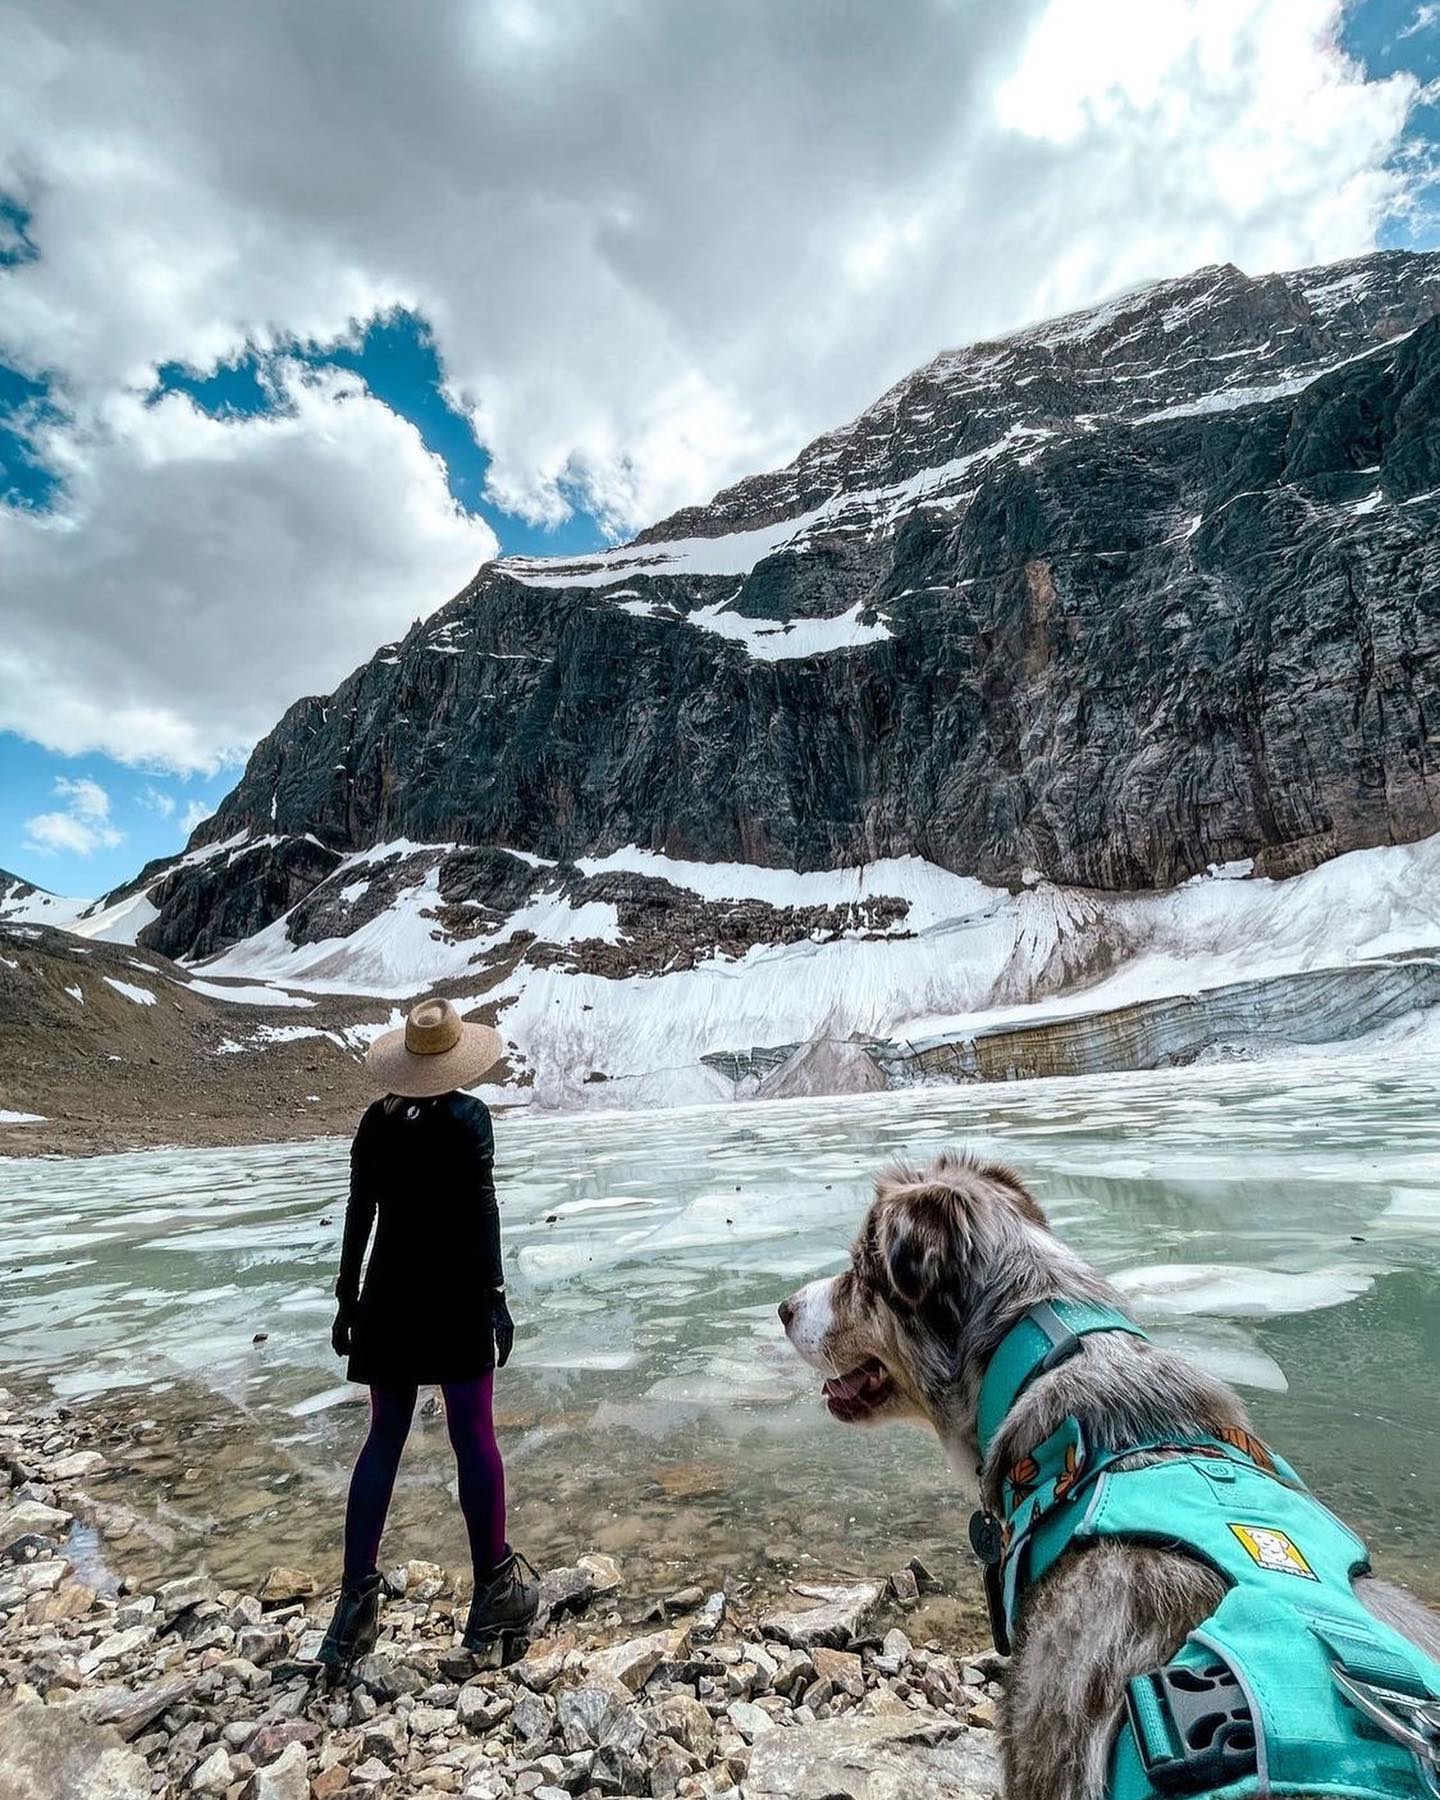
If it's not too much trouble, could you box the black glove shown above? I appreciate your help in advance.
[331,1301,355,1358]
[492,1292,514,1369]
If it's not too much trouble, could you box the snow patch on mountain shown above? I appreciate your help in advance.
[685,595,892,659]
[131,828,1440,1109]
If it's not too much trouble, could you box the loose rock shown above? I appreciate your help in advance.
[0,1703,150,1800]
[761,1583,884,1650]
[746,1713,1001,1799]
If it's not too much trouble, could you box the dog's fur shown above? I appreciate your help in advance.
[779,1152,1440,1800]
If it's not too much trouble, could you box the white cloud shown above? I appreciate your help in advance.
[0,363,497,769]
[140,786,176,817]
[0,0,1427,767]
[1398,4,1439,41]
[24,775,125,856]
[179,799,213,834]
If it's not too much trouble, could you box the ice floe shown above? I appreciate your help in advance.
[1111,1263,1373,1317]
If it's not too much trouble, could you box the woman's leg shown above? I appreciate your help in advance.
[441,1373,507,1581]
[342,1384,418,1583]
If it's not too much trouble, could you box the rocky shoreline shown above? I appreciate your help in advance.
[0,1387,1002,1799]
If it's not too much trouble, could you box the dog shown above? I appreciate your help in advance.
[778,1152,1440,1800]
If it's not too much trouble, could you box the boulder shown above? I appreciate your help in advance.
[456,1684,513,1731]
[75,1674,196,1739]
[576,1552,623,1595]
[353,1651,426,1701]
[555,1682,623,1750]
[243,1740,309,1800]
[156,1575,216,1615]
[647,1694,713,1760]
[387,1558,448,1602]
[725,1698,776,1743]
[257,1567,316,1606]
[0,1501,72,1544]
[584,1625,690,1693]
[760,1583,884,1650]
[691,1591,726,1641]
[812,1647,863,1689]
[0,1703,150,1800]
[189,1746,232,1794]
[536,1563,595,1625]
[746,1714,1001,1800]
[47,1451,106,1480]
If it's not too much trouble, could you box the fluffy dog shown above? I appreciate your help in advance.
[779,1152,1440,1800]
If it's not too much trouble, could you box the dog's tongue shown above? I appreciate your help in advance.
[823,1360,887,1402]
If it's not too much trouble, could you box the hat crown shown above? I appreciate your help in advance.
[405,998,462,1057]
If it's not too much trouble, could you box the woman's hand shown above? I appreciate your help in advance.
[331,1303,355,1358]
[492,1292,514,1368]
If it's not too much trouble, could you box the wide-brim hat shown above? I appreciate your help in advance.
[366,998,504,1098]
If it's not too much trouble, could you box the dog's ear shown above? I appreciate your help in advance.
[874,1186,972,1310]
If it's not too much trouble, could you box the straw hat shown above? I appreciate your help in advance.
[366,998,503,1097]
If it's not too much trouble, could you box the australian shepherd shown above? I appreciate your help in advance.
[779,1152,1440,1800]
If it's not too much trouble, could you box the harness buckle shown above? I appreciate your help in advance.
[1331,1666,1440,1798]
[1125,1657,1258,1795]
[967,1509,1011,1657]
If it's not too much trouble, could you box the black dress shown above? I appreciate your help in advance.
[337,1092,503,1385]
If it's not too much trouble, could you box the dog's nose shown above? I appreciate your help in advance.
[778,1295,796,1330]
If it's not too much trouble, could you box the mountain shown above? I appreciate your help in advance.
[0,869,88,929]
[61,250,1440,1107]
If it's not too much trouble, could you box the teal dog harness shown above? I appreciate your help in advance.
[970,1300,1440,1798]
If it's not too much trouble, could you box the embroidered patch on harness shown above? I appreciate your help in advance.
[1229,1523,1317,1579]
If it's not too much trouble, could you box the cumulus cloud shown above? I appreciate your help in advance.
[0,0,1426,767]
[24,775,124,856]
[0,364,496,769]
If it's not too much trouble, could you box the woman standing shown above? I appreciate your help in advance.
[316,998,538,1675]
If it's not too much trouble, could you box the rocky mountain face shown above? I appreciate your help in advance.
[127,249,1440,977]
[1,870,44,906]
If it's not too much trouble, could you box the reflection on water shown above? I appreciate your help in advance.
[2,1055,1439,1612]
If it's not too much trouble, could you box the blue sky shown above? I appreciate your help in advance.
[0,311,611,893]
[1,0,1436,901]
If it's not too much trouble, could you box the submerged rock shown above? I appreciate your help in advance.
[257,1566,317,1606]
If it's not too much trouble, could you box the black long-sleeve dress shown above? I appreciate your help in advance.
[336,1092,504,1385]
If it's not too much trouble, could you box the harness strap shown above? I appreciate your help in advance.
[976,1298,1146,1454]
[970,1301,1440,1799]
[1309,1610,1435,1699]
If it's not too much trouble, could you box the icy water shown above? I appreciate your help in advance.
[2,1057,1439,1622]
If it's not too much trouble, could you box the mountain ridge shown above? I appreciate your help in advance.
[151,248,1440,916]
[14,247,1439,1113]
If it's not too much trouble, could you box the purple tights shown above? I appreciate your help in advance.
[342,1375,507,1585]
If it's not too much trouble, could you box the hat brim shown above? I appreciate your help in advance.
[365,1019,505,1097]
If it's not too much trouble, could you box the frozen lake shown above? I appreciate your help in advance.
[2,1055,1438,1618]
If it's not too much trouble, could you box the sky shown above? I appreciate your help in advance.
[1,0,1436,900]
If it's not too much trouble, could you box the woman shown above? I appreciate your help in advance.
[316,997,538,1675]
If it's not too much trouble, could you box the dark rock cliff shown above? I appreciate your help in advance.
[134,251,1440,963]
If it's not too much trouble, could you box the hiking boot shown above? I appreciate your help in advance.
[462,1549,539,1664]
[314,1572,383,1680]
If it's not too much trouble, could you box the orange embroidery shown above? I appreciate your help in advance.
[1054,1443,1085,1501]
[1218,1426,1276,1474]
